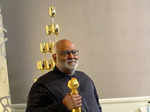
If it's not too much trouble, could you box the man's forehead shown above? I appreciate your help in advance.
[56,40,76,50]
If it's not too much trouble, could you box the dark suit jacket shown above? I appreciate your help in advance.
[26,67,102,112]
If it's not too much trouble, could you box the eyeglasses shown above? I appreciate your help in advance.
[58,50,79,56]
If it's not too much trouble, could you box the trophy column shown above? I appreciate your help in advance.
[68,77,81,112]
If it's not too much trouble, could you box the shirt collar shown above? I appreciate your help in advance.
[53,66,76,77]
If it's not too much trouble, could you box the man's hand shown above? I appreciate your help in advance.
[62,94,82,110]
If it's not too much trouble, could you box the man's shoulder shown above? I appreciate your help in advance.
[34,70,57,85]
[75,70,92,80]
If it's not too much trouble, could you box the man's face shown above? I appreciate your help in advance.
[55,41,79,74]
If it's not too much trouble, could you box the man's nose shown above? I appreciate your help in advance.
[67,52,74,58]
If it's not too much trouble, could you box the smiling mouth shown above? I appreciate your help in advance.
[68,61,76,64]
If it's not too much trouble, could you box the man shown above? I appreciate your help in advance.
[26,39,102,112]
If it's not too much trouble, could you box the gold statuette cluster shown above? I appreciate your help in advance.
[35,2,61,82]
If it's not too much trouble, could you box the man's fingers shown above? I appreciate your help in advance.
[71,95,82,100]
[75,101,82,107]
[71,94,82,108]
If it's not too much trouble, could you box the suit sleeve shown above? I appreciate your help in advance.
[26,82,70,112]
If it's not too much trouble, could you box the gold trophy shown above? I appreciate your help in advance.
[68,78,81,112]
[45,42,55,53]
[49,6,56,17]
[40,42,47,53]
[37,58,55,71]
[46,24,60,36]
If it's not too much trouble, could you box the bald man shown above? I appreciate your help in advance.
[26,39,102,112]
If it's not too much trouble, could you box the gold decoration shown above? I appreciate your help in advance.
[37,60,43,70]
[36,59,48,70]
[34,2,60,82]
[37,58,55,71]
[44,59,50,70]
[46,24,60,36]
[40,42,55,54]
[54,24,60,35]
[68,78,81,112]
[45,42,55,53]
[49,58,55,70]
[49,6,56,17]
[40,42,47,53]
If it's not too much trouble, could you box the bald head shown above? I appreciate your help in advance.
[55,39,76,53]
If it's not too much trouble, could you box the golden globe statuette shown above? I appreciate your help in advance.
[37,59,55,71]
[49,6,56,17]
[54,24,60,35]
[37,60,43,70]
[45,42,55,53]
[46,24,54,35]
[68,77,81,112]
[36,59,48,70]
[48,58,55,70]
[40,42,48,53]
[49,42,55,53]
[46,24,60,36]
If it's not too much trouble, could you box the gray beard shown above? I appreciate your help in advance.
[58,59,78,74]
[64,59,78,73]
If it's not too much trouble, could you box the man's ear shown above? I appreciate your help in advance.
[52,53,56,63]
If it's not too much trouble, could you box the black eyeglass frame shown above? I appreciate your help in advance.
[58,50,79,56]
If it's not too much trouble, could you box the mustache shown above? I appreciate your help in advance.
[66,58,78,62]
